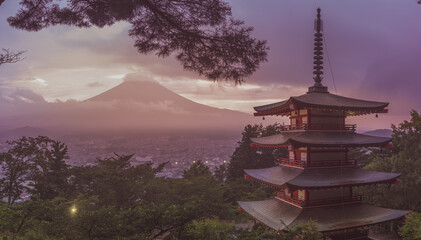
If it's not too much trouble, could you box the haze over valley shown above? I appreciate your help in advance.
[0,74,257,134]
[0,75,263,177]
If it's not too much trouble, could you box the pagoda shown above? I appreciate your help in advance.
[238,9,408,240]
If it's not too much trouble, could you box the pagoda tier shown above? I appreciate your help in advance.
[237,8,408,239]
[253,91,388,117]
[238,199,408,232]
[244,166,400,189]
[250,131,391,148]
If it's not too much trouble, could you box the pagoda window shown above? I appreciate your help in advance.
[308,188,350,201]
[301,152,307,162]
[307,188,353,206]
[289,151,295,162]
[289,103,295,110]
[310,116,343,127]
[309,151,347,167]
[297,190,306,201]
[291,118,297,127]
[302,116,308,125]
[284,188,291,197]
[309,109,345,130]
[311,109,343,116]
[299,109,308,115]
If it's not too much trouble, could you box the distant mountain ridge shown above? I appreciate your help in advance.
[363,129,392,138]
[88,80,190,104]
[1,126,52,140]
[87,80,230,113]
[1,79,257,134]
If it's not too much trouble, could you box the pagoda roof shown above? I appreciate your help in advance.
[244,166,400,189]
[254,91,388,116]
[250,131,391,148]
[238,199,408,232]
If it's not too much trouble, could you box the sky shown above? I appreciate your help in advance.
[1,0,421,131]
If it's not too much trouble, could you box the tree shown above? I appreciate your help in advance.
[214,163,228,182]
[181,218,234,240]
[283,220,327,240]
[0,151,29,205]
[227,124,282,180]
[26,137,71,200]
[358,110,421,211]
[0,48,25,66]
[0,136,71,203]
[183,161,213,180]
[71,153,165,209]
[400,212,421,240]
[227,124,263,180]
[3,0,268,83]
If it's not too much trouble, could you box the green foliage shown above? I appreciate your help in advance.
[0,134,327,239]
[183,161,213,180]
[27,137,71,200]
[284,220,326,240]
[348,147,391,168]
[0,136,71,204]
[71,153,164,209]
[214,163,228,182]
[358,110,421,211]
[400,212,421,240]
[183,219,234,240]
[0,151,30,204]
[234,225,280,240]
[227,124,282,180]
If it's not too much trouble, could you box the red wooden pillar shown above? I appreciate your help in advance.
[308,108,312,130]
[345,146,348,165]
[307,147,311,167]
[349,187,353,200]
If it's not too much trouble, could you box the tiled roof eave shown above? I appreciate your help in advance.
[238,200,408,232]
[253,95,389,117]
[287,175,401,190]
[250,132,392,148]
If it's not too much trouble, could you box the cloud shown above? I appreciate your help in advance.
[122,73,156,83]
[31,78,48,86]
[0,87,46,104]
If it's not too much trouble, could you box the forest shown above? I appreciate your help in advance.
[1,111,421,240]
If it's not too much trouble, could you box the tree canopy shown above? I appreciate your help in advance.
[357,110,421,212]
[2,0,268,83]
[0,134,326,239]
[227,124,284,180]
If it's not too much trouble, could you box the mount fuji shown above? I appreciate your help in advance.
[1,78,257,135]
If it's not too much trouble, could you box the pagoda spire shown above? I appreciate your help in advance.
[308,8,328,93]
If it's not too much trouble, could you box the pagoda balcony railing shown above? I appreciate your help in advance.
[306,195,362,207]
[280,123,356,131]
[276,192,362,208]
[279,158,307,167]
[327,228,368,240]
[276,192,305,207]
[279,158,357,168]
[308,159,357,168]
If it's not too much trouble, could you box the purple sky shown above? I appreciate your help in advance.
[1,0,421,131]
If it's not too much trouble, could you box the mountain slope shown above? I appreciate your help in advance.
[83,80,255,132]
[363,129,392,138]
[3,79,257,134]
[87,80,227,113]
